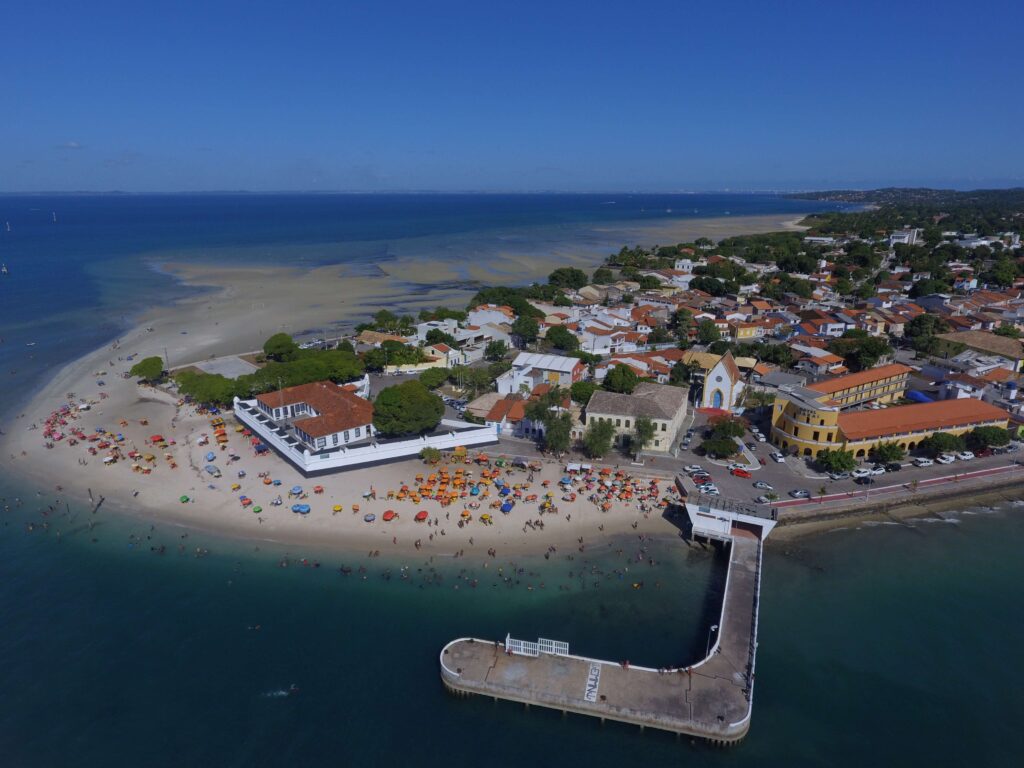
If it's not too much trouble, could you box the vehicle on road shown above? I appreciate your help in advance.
[828,471,850,481]
[884,462,902,472]
[727,462,746,471]
[957,451,975,461]
[756,434,767,442]
[745,442,757,451]
[869,465,887,475]
[754,495,773,504]
[753,480,773,490]
[936,454,956,465]
[789,489,811,499]
[852,468,872,479]
[683,465,703,474]
[913,458,934,467]
[770,452,785,463]
[730,468,752,479]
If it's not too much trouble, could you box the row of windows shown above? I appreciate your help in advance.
[592,415,668,431]
[313,425,366,450]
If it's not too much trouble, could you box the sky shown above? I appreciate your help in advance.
[3,0,1023,192]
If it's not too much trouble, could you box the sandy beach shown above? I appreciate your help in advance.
[1,211,812,557]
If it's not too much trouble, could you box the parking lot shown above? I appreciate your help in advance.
[666,410,1023,510]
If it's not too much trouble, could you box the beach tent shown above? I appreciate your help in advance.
[382,510,397,522]
[363,513,376,522]
[500,501,514,514]
[291,486,303,495]
[205,451,216,462]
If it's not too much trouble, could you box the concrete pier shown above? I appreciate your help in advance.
[440,500,770,743]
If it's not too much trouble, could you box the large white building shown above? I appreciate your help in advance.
[496,352,587,395]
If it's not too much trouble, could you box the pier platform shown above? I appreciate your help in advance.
[440,499,768,744]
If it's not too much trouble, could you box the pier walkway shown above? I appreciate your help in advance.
[440,500,769,743]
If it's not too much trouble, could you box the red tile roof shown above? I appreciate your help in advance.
[807,363,912,395]
[839,399,1009,441]
[256,381,374,438]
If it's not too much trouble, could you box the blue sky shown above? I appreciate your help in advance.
[3,0,1023,192]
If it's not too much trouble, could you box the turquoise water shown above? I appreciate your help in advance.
[2,194,1021,765]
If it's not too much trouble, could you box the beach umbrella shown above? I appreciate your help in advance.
[364,513,376,522]
[253,506,262,514]
[291,486,303,495]
[500,502,513,514]
[415,510,429,522]
[150,435,164,442]
[204,451,216,462]
[179,495,190,503]
[382,510,397,522]
[500,486,511,496]
[333,504,343,513]
[470,486,480,496]
[460,509,471,518]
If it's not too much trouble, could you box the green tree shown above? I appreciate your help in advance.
[511,316,540,346]
[668,360,694,387]
[336,339,355,354]
[592,267,614,284]
[631,417,656,460]
[870,441,905,464]
[709,416,745,439]
[918,431,966,458]
[373,381,444,437]
[263,333,299,362]
[582,419,616,458]
[966,426,1011,450]
[545,325,580,352]
[425,328,457,347]
[604,364,639,394]
[816,449,857,473]
[543,412,573,455]
[993,325,1021,338]
[420,446,442,463]
[484,340,508,361]
[905,314,950,339]
[548,267,589,290]
[701,436,738,459]
[129,356,164,383]
[696,319,721,345]
[570,380,599,405]
[638,275,662,290]
[419,367,449,389]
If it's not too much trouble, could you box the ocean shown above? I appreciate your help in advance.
[1,194,1021,767]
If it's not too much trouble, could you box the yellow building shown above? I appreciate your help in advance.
[771,386,1010,458]
[804,363,911,408]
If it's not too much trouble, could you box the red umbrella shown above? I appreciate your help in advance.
[414,510,428,522]
[382,510,397,522]
[150,434,164,442]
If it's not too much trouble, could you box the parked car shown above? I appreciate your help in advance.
[754,495,772,504]
[683,465,704,474]
[828,471,850,481]
[756,434,767,442]
[727,462,746,471]
[936,454,956,465]
[884,462,902,472]
[704,488,721,496]
[789,489,811,499]
[976,448,994,458]
[869,465,887,475]
[753,480,773,490]
[957,451,975,461]
[770,452,785,463]
[913,458,934,467]
[852,468,872,479]
[730,468,752,479]
[745,442,757,451]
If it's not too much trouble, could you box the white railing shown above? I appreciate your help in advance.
[233,397,498,475]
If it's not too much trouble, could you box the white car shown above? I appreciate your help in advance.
[727,462,746,471]
[683,465,704,474]
[754,495,772,504]
[913,458,934,467]
[957,451,975,461]
[753,480,773,491]
[869,466,887,476]
[852,468,872,479]
[936,454,956,465]
[704,488,721,496]
[770,452,785,463]
[756,434,767,442]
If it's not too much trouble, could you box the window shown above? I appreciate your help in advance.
[316,437,326,449]
[813,431,820,441]
[616,419,621,427]
[793,427,799,438]
[343,430,350,442]
[624,419,630,428]
[355,427,361,437]
[332,434,339,446]
[661,423,666,431]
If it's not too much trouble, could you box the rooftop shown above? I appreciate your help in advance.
[838,399,1009,441]
[936,330,1024,360]
[586,382,687,421]
[806,363,911,395]
[256,381,374,438]
[511,352,583,374]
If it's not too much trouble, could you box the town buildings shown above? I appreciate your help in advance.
[584,383,689,453]
[496,352,587,395]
